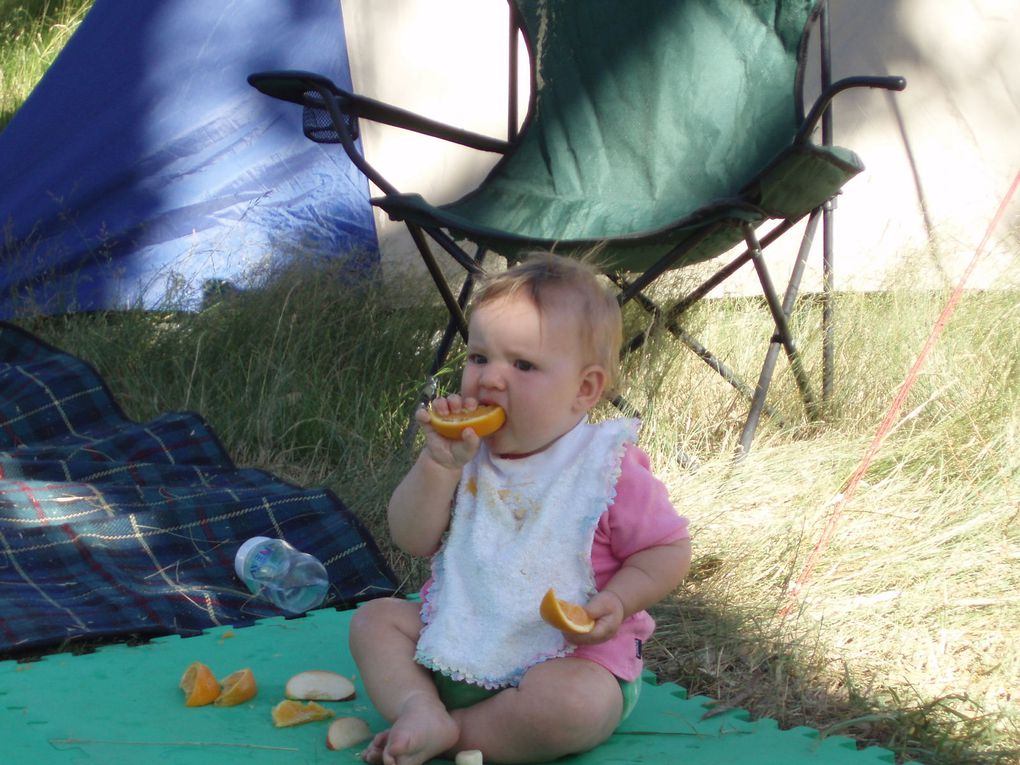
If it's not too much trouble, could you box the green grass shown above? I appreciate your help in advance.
[0,0,89,131]
[4,2,1020,762]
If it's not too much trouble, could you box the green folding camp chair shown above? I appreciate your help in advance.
[249,0,904,453]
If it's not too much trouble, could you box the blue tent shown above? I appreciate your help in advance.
[0,0,377,318]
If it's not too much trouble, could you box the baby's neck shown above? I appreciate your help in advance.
[496,449,539,460]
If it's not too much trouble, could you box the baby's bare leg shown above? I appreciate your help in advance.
[449,658,623,763]
[348,598,459,765]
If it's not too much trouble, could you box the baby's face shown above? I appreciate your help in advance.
[462,293,593,457]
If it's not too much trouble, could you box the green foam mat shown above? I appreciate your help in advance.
[2,608,904,764]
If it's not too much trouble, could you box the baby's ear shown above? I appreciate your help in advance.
[576,364,608,411]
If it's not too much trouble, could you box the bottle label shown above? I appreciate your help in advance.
[245,543,274,582]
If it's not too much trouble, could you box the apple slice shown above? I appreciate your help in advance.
[326,716,373,751]
[455,750,484,765]
[284,670,356,701]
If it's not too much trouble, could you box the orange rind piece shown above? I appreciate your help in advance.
[539,588,595,635]
[429,404,506,440]
[180,661,221,707]
[272,699,336,727]
[214,667,257,706]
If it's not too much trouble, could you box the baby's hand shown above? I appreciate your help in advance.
[417,394,482,470]
[565,590,624,646]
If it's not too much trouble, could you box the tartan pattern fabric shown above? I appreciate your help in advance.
[0,321,398,654]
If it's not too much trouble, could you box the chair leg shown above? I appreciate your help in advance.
[425,245,487,385]
[406,223,471,340]
[613,275,787,427]
[742,223,820,413]
[820,1,836,406]
[612,216,821,453]
[402,244,488,449]
[737,217,822,453]
[822,198,836,405]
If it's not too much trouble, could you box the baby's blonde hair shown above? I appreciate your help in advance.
[470,253,622,389]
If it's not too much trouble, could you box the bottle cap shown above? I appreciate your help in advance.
[235,536,273,580]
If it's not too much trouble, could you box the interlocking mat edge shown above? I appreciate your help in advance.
[1,607,906,765]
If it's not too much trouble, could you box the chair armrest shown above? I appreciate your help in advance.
[796,75,907,144]
[248,70,510,154]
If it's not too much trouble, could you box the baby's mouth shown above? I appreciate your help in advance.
[479,400,508,433]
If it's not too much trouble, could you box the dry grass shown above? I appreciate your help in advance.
[613,260,1020,764]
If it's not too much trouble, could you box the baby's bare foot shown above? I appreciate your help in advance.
[382,691,460,765]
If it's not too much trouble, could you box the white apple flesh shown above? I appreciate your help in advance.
[326,717,373,750]
[284,670,357,701]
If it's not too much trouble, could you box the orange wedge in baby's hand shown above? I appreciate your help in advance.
[180,661,221,707]
[272,699,336,727]
[429,404,505,440]
[540,588,595,635]
[214,667,257,706]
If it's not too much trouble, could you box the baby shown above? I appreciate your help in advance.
[350,254,691,764]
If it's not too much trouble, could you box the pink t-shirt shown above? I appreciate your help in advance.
[571,443,689,681]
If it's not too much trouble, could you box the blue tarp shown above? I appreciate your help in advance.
[0,0,377,319]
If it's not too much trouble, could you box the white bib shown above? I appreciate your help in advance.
[415,417,638,688]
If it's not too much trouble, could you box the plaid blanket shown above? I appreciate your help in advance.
[0,321,398,654]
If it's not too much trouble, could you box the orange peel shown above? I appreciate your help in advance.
[214,667,257,706]
[180,661,221,707]
[539,588,595,634]
[428,404,505,440]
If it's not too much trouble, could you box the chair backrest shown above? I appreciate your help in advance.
[448,0,820,242]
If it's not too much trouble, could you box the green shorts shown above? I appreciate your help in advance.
[432,670,642,722]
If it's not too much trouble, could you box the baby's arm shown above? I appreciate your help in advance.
[387,394,482,557]
[567,442,691,645]
[572,537,692,646]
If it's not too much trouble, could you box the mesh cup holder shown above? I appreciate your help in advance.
[301,90,359,144]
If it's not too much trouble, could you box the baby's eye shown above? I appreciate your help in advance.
[467,353,487,365]
[514,359,535,372]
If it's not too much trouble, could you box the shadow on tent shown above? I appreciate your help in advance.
[248,0,905,454]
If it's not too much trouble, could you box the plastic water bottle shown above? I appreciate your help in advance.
[234,536,330,614]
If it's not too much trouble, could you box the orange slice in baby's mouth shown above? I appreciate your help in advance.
[429,404,506,439]
[539,588,595,634]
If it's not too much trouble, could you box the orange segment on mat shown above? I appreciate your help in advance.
[272,699,336,727]
[215,667,257,706]
[179,661,221,707]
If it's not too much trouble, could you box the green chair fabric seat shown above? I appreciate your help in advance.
[375,0,863,273]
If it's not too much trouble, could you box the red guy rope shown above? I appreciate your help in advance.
[780,169,1020,620]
